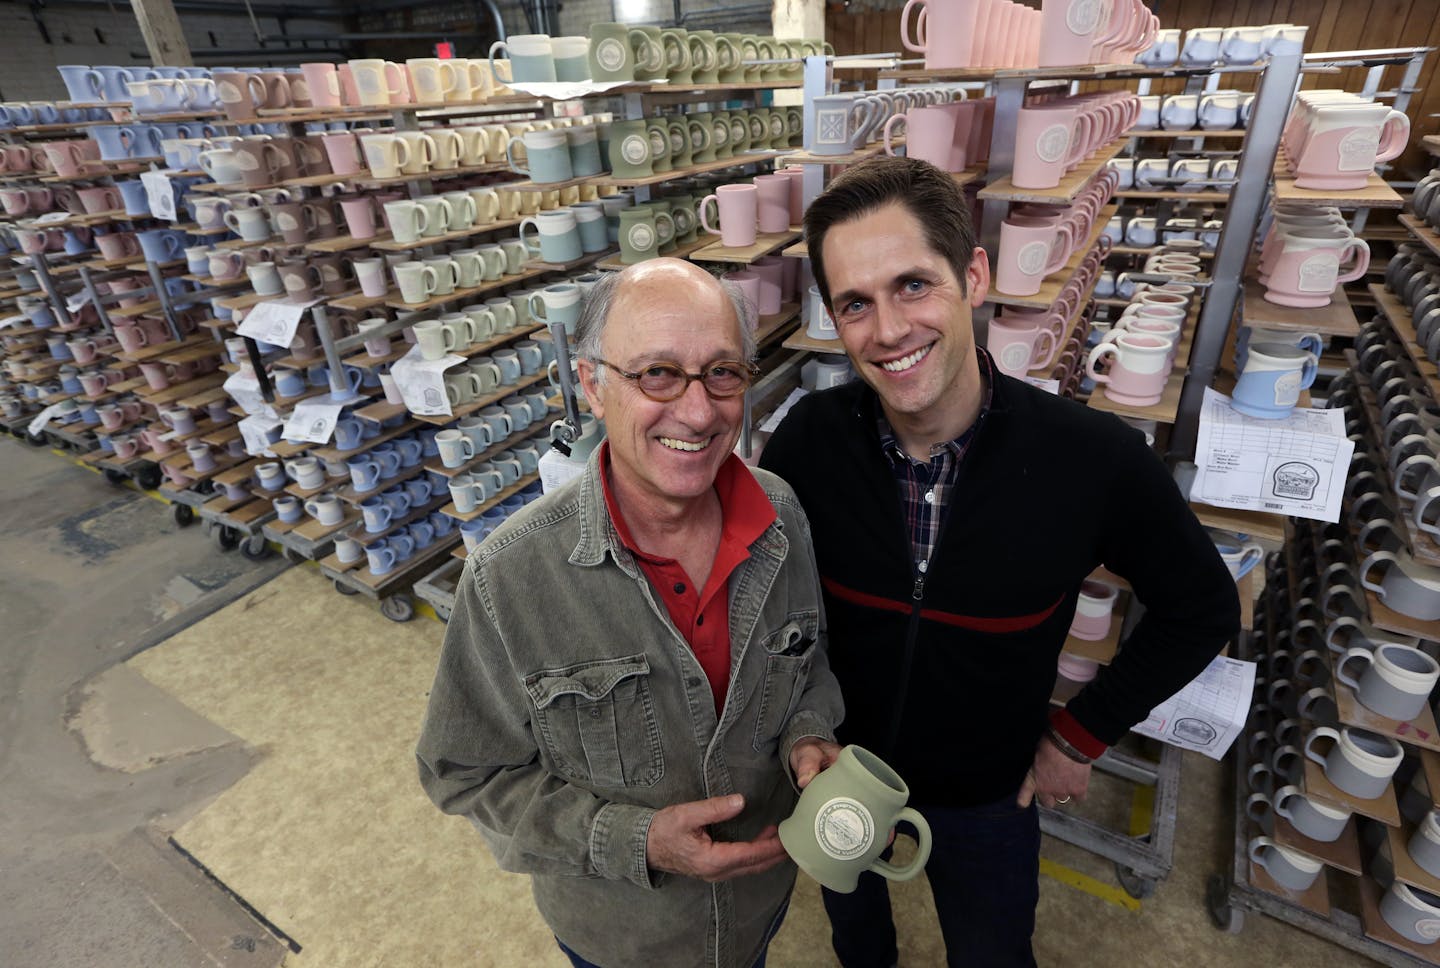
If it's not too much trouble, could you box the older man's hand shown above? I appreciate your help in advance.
[646,794,789,882]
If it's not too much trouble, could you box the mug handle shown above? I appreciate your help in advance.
[1376,110,1411,164]
[899,0,927,53]
[518,217,541,254]
[1086,343,1117,384]
[488,41,510,82]
[1335,238,1371,284]
[866,807,932,882]
[882,112,907,157]
[1302,726,1340,768]
[1335,647,1372,692]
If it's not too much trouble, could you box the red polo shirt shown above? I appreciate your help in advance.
[601,442,777,717]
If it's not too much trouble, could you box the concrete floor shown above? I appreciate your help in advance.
[0,439,291,968]
[0,435,1390,967]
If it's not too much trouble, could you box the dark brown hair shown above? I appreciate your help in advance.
[803,156,977,309]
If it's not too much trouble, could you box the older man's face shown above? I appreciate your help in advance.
[579,262,747,505]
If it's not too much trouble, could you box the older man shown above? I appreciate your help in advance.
[417,259,844,968]
[760,157,1237,966]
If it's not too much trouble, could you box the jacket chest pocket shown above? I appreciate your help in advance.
[751,610,819,753]
[524,654,665,788]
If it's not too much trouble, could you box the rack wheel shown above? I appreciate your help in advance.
[240,534,271,560]
[26,431,47,447]
[334,579,358,595]
[173,504,196,527]
[380,594,414,623]
[1206,874,1244,934]
[213,524,240,551]
[136,465,162,490]
[103,468,127,486]
[1115,863,1156,900]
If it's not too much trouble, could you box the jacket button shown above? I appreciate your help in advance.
[674,582,686,594]
[687,676,701,687]
[589,708,601,719]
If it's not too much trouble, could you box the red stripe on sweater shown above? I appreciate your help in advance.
[821,577,1064,633]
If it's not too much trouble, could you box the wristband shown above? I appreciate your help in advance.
[1046,724,1095,765]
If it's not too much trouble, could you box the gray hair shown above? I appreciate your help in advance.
[575,269,757,378]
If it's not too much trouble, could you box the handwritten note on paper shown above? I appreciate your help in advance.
[1131,655,1256,759]
[1191,387,1353,524]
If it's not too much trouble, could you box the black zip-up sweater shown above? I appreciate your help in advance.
[759,371,1239,807]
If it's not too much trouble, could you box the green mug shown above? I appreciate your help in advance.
[781,40,805,82]
[718,33,747,84]
[618,208,669,264]
[785,106,803,146]
[710,111,734,159]
[661,28,693,85]
[645,119,673,174]
[764,108,788,149]
[741,36,763,83]
[640,200,676,253]
[728,110,752,154]
[631,26,667,81]
[746,109,768,150]
[756,37,781,81]
[667,118,694,169]
[666,192,698,244]
[687,112,716,163]
[689,30,721,84]
[607,119,652,178]
[777,745,933,895]
[588,23,647,82]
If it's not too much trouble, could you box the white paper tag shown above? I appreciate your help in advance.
[390,345,464,417]
[1191,387,1353,523]
[238,413,283,456]
[0,314,28,330]
[140,168,177,222]
[65,290,92,314]
[34,211,72,225]
[282,398,344,444]
[759,387,807,434]
[1024,376,1062,395]
[223,370,270,416]
[236,300,313,349]
[1131,656,1256,760]
[27,403,62,435]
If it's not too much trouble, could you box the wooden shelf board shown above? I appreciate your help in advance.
[1402,214,1440,261]
[1246,860,1331,917]
[688,229,802,265]
[1386,821,1440,897]
[1363,586,1440,642]
[1369,283,1440,402]
[290,505,362,542]
[978,138,1127,204]
[1333,678,1440,752]
[782,330,847,354]
[438,470,539,522]
[339,531,464,592]
[1301,757,1401,826]
[303,231,393,254]
[1113,189,1231,202]
[1272,813,1363,876]
[1272,170,1404,209]
[367,216,525,252]
[755,305,801,348]
[1242,277,1359,337]
[592,150,786,188]
[134,371,226,406]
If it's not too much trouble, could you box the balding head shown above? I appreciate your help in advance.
[575,259,757,369]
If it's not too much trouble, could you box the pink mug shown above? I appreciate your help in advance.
[987,317,1057,376]
[1012,105,1084,189]
[995,216,1074,296]
[1087,333,1170,406]
[699,184,757,248]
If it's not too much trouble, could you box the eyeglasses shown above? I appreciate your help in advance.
[593,358,759,402]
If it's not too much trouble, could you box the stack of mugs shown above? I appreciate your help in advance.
[986,236,1106,386]
[1281,92,1409,191]
[607,105,801,177]
[900,0,1156,71]
[1132,91,1251,132]
[583,26,830,86]
[1256,203,1369,309]
[1387,245,1440,368]
[1036,0,1159,68]
[0,99,112,126]
[1011,91,1139,190]
[994,167,1117,296]
[1136,23,1306,67]
[807,85,978,161]
[1085,258,1197,406]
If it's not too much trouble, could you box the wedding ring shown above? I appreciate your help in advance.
[1056,796,1072,804]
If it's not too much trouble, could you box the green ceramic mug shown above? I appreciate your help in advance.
[588,23,648,83]
[729,110,752,154]
[666,192,698,244]
[718,33,748,84]
[618,207,671,264]
[687,112,716,163]
[645,119,673,174]
[631,26,667,81]
[711,111,734,159]
[689,30,721,84]
[607,118,652,178]
[777,745,933,895]
[661,28,693,85]
[667,118,694,169]
[640,200,676,253]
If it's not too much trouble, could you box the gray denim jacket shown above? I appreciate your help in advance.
[416,454,843,968]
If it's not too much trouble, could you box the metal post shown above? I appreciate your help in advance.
[310,304,351,399]
[1170,47,1305,459]
[144,259,184,342]
[799,53,831,208]
[30,253,74,329]
[76,265,114,338]
[548,321,584,448]
[974,76,1028,344]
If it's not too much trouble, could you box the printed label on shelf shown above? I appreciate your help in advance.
[282,398,344,444]
[139,168,177,222]
[1131,655,1255,759]
[1191,387,1352,523]
[239,413,283,457]
[391,345,464,417]
[236,299,315,349]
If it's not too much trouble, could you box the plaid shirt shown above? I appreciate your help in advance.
[878,350,995,578]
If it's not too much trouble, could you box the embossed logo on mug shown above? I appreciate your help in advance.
[218,80,244,104]
[1337,127,1382,173]
[596,38,627,73]
[1000,342,1032,372]
[1272,371,1302,407]
[620,134,648,166]
[627,223,655,251]
[814,797,874,860]
[713,121,730,146]
[1035,123,1071,164]
[670,129,686,154]
[1296,253,1339,293]
[1067,0,1102,35]
[276,212,299,231]
[1016,240,1050,276]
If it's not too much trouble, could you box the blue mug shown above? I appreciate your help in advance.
[403,478,433,505]
[428,511,456,537]
[409,519,436,548]
[365,539,398,575]
[334,418,364,451]
[394,437,423,467]
[137,228,185,263]
[347,455,382,492]
[379,485,411,516]
[274,369,306,397]
[372,444,403,479]
[93,65,138,102]
[1232,343,1318,419]
[90,125,138,161]
[116,179,150,216]
[389,531,416,561]
[58,65,104,103]
[361,496,393,533]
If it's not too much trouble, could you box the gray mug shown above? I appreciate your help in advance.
[1303,726,1403,800]
[1336,642,1440,722]
[1248,837,1323,891]
[1273,785,1351,842]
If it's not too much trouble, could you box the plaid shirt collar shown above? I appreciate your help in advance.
[878,348,996,469]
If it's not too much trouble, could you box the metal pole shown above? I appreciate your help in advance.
[310,304,351,398]
[76,265,114,338]
[144,259,185,342]
[1169,46,1305,460]
[30,253,75,330]
[974,76,1027,345]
